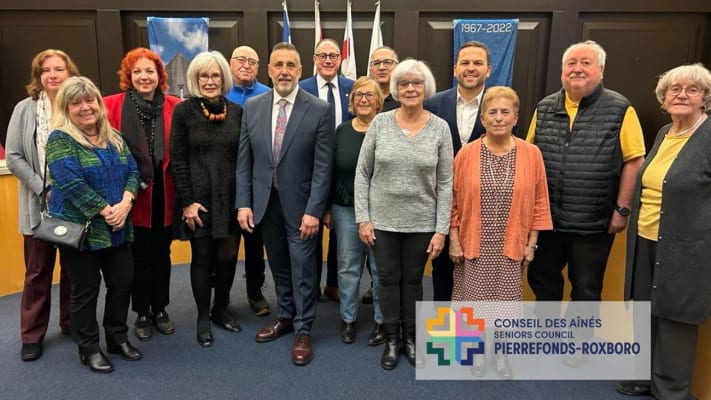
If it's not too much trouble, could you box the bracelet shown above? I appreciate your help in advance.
[527,244,538,251]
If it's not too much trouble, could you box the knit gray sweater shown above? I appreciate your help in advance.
[354,109,453,234]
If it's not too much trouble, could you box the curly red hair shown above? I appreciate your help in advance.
[118,47,169,92]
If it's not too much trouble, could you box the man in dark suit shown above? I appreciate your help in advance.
[299,38,355,302]
[237,42,334,366]
[424,40,492,301]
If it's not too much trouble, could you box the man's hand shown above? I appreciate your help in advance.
[299,214,320,240]
[238,208,255,233]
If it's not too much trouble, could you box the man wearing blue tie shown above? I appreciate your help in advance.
[299,38,355,303]
[237,42,334,366]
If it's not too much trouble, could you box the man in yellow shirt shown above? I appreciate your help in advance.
[526,40,645,346]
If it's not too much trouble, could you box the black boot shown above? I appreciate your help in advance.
[381,322,401,370]
[402,320,424,368]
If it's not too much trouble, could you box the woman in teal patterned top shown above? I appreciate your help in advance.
[46,76,140,374]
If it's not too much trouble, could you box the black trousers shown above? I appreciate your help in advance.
[372,230,431,332]
[131,226,172,314]
[189,235,238,323]
[431,236,453,301]
[527,230,614,301]
[61,242,133,355]
[632,236,698,400]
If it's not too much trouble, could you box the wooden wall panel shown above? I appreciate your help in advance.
[580,13,708,148]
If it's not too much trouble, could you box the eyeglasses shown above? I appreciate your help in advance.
[232,56,258,67]
[370,59,397,68]
[198,73,223,83]
[668,85,703,97]
[397,79,425,89]
[353,92,376,100]
[315,53,341,62]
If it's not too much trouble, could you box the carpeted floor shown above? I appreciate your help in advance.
[0,262,641,399]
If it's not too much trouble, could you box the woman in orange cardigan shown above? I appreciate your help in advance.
[449,86,552,377]
[104,47,181,342]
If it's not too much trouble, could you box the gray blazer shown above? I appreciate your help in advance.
[624,116,711,324]
[5,97,45,235]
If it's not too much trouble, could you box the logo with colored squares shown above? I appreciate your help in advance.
[426,307,485,366]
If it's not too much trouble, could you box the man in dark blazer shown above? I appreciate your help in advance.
[299,37,355,302]
[237,42,334,366]
[424,40,492,301]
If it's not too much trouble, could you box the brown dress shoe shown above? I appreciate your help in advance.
[255,319,294,342]
[323,286,340,303]
[292,334,313,366]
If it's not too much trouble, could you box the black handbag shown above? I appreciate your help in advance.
[31,157,91,249]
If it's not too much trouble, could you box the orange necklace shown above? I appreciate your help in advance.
[199,99,227,122]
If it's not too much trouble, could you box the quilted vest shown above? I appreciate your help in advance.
[534,84,628,233]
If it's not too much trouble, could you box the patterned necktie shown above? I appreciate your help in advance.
[272,99,288,188]
[326,82,336,129]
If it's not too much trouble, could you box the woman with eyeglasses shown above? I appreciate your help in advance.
[323,77,386,347]
[355,59,453,370]
[617,63,711,400]
[170,51,243,347]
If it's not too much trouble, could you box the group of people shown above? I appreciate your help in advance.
[5,37,710,400]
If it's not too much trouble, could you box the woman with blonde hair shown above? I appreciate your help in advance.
[47,76,140,373]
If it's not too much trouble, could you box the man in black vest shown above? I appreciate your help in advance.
[526,40,645,369]
[424,40,491,301]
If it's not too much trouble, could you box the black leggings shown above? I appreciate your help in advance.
[189,235,238,324]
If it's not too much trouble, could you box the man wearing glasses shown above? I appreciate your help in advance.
[423,40,492,301]
[226,45,272,317]
[368,46,400,112]
[300,38,356,303]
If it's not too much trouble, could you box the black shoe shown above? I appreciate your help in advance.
[247,295,271,316]
[80,351,114,373]
[381,339,401,370]
[403,337,424,368]
[616,381,651,396]
[134,314,152,341]
[197,320,213,347]
[367,324,386,346]
[210,308,242,333]
[106,341,142,361]
[494,354,513,378]
[340,321,356,344]
[361,288,373,304]
[470,353,487,377]
[153,311,175,335]
[21,342,42,361]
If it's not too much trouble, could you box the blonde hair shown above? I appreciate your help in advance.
[25,49,80,100]
[655,63,711,111]
[348,77,384,114]
[51,76,123,150]
[185,51,233,98]
[481,86,520,113]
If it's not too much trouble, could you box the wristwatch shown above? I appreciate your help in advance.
[614,205,630,217]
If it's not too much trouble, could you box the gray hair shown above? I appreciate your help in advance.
[185,51,233,98]
[389,59,437,101]
[561,40,606,68]
[655,63,711,111]
[369,46,399,62]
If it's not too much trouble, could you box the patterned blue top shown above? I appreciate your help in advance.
[47,129,139,250]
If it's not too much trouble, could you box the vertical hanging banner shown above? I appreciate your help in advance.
[453,19,518,87]
[282,1,292,43]
[148,17,209,98]
[313,0,322,75]
[369,1,383,59]
[341,0,357,80]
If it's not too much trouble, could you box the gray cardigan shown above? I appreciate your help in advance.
[624,116,711,324]
[354,109,453,235]
[5,97,45,235]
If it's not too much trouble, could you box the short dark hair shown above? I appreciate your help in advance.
[456,41,491,64]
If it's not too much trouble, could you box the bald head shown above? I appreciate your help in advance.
[230,45,260,87]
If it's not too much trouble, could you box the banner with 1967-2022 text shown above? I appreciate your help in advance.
[453,19,518,87]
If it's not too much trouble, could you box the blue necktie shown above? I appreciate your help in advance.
[326,82,336,129]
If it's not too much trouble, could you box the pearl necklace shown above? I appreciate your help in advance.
[669,114,707,136]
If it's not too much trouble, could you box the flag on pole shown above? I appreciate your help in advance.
[341,1,357,80]
[314,0,323,74]
[369,1,383,60]
[282,1,292,43]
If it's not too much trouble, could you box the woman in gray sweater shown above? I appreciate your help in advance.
[354,59,453,370]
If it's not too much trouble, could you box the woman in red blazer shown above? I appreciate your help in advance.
[104,47,181,342]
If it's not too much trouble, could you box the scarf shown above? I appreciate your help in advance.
[121,88,165,184]
[35,91,52,177]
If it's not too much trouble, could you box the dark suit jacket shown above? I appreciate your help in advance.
[299,75,354,123]
[424,87,485,155]
[236,89,334,226]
